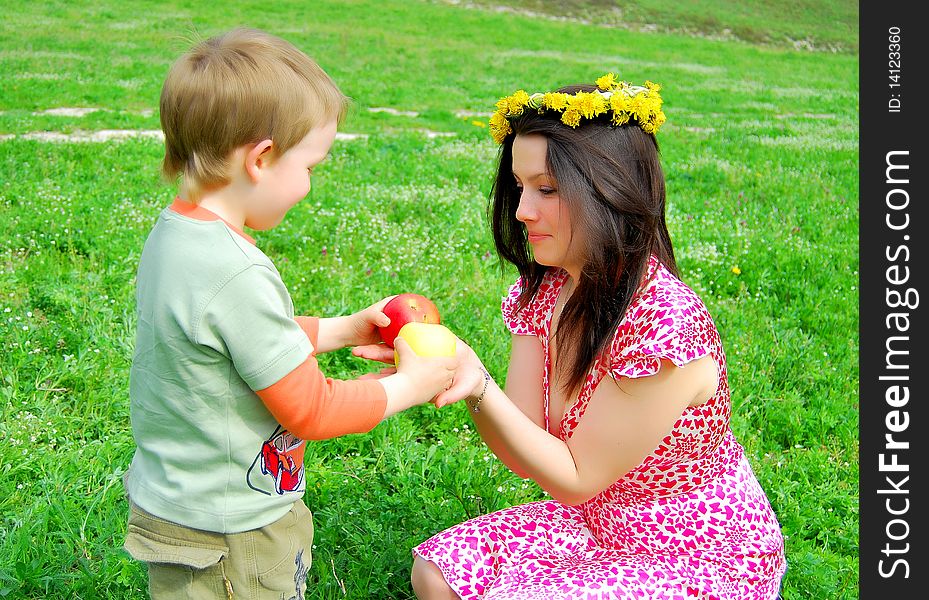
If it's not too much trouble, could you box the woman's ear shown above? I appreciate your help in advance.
[244,139,274,182]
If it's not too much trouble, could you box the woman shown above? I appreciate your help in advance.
[411,75,786,599]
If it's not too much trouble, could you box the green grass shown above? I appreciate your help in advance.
[0,1,858,598]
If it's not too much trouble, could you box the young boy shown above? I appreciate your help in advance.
[122,27,456,599]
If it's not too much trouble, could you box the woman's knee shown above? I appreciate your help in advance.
[410,555,456,599]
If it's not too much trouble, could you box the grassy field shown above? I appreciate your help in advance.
[0,1,858,598]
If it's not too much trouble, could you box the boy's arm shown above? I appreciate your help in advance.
[297,296,393,354]
[255,352,387,440]
[301,315,359,354]
[251,317,384,440]
[295,316,321,353]
[261,317,454,440]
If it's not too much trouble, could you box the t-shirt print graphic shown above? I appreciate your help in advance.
[247,425,306,495]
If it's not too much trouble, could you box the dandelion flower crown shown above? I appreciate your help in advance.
[489,73,666,144]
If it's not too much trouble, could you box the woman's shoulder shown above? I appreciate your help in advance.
[607,258,720,377]
[632,257,712,324]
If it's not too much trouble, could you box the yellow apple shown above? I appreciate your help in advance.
[393,322,457,366]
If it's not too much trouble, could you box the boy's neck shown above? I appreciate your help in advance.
[180,181,248,231]
[170,197,255,244]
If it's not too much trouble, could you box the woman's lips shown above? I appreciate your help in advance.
[527,233,549,243]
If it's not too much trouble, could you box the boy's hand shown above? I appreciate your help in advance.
[378,337,457,415]
[317,296,395,354]
[346,296,395,347]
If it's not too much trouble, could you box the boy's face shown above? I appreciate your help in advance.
[245,120,338,230]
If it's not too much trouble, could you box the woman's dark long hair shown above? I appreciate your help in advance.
[490,84,678,394]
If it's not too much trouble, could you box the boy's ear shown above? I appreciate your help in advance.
[244,139,274,182]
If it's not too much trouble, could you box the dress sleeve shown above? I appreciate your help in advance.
[501,277,534,336]
[607,290,715,380]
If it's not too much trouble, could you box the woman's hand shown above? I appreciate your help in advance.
[351,342,395,365]
[432,338,490,408]
[378,337,458,417]
[356,365,396,380]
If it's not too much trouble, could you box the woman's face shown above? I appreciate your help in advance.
[511,134,584,277]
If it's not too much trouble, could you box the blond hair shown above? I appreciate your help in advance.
[160,28,349,194]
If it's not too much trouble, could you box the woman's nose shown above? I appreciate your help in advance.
[515,193,535,223]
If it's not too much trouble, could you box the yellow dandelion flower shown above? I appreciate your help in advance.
[612,111,630,126]
[489,112,511,143]
[731,266,741,275]
[487,77,667,143]
[609,92,628,114]
[585,92,602,117]
[630,94,651,123]
[507,90,531,116]
[543,92,569,111]
[471,120,486,128]
[591,92,608,116]
[640,99,657,124]
[596,73,617,90]
[653,111,667,131]
[567,92,604,119]
[561,110,582,128]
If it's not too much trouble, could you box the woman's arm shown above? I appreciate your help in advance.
[466,334,546,478]
[559,355,717,501]
[439,346,717,505]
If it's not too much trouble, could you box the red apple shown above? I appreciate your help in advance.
[379,293,441,348]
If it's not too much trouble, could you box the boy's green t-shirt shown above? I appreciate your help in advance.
[126,207,313,533]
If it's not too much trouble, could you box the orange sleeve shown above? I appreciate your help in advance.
[295,316,320,354]
[256,354,388,440]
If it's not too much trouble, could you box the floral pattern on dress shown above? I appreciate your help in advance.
[415,257,786,599]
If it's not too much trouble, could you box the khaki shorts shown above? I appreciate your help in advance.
[123,500,314,600]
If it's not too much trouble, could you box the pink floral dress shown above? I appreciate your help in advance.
[414,257,786,599]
